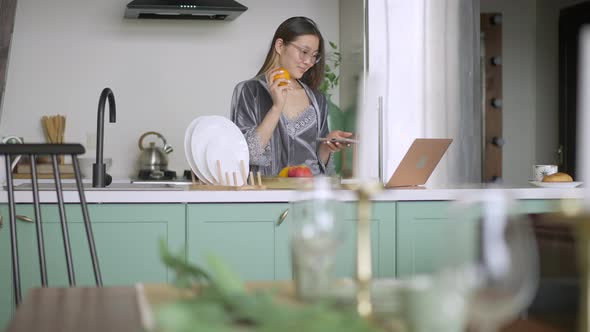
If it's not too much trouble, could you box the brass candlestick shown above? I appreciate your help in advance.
[354,182,382,319]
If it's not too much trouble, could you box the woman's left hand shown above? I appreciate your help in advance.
[320,130,353,153]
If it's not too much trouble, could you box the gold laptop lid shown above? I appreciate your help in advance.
[385,138,452,188]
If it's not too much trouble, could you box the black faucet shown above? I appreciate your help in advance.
[92,88,116,187]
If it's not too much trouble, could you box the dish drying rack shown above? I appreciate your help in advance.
[189,160,266,190]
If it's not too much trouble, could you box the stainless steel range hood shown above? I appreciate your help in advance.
[124,0,247,21]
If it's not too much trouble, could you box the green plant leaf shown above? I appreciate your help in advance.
[159,240,211,286]
[204,254,246,296]
[158,238,383,332]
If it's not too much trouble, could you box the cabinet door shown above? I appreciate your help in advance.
[0,204,184,320]
[0,205,13,331]
[333,202,396,278]
[187,203,289,281]
[85,204,185,285]
[397,201,468,277]
[396,200,560,278]
[518,199,560,214]
[275,202,396,280]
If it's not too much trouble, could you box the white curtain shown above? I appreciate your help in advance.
[368,0,481,186]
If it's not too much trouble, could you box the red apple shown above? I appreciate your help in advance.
[288,165,313,177]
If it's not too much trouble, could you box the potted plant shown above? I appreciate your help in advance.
[319,41,356,176]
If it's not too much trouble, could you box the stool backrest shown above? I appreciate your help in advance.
[0,143,102,306]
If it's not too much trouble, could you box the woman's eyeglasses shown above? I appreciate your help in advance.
[288,43,321,64]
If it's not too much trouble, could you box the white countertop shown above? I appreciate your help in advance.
[0,179,584,203]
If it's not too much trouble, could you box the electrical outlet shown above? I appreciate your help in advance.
[86,133,96,150]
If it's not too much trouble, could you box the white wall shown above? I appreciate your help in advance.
[481,0,537,185]
[1,0,339,179]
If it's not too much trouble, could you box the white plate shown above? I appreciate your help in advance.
[205,133,249,186]
[191,116,248,185]
[184,117,211,184]
[529,181,583,188]
[191,116,223,184]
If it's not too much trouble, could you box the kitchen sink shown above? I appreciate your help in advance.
[11,181,186,191]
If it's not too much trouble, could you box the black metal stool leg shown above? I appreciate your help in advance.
[52,154,76,286]
[5,155,21,305]
[72,155,102,286]
[30,154,48,287]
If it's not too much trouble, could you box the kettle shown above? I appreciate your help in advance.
[0,136,24,185]
[138,131,173,176]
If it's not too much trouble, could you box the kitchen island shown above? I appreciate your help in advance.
[0,184,582,329]
[0,181,583,203]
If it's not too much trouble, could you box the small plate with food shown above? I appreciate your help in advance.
[529,172,583,188]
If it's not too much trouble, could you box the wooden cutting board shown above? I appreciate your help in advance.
[261,176,314,189]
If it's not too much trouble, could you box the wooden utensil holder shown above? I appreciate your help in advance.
[188,160,266,190]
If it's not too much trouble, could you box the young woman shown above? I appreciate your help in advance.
[230,16,352,176]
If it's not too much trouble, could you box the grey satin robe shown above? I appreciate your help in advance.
[230,75,334,176]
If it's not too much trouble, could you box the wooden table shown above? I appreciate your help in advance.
[5,287,142,332]
[4,285,567,332]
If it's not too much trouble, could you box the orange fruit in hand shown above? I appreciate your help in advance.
[273,68,290,86]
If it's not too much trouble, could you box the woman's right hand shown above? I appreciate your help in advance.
[266,67,291,112]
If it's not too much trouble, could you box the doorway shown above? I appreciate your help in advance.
[558,0,590,179]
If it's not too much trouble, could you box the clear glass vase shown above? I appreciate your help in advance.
[290,176,343,300]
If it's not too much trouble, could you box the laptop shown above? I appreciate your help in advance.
[385,138,452,188]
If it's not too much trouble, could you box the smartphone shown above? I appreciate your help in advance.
[316,137,359,144]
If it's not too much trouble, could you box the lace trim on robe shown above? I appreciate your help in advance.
[283,106,316,137]
[244,128,271,166]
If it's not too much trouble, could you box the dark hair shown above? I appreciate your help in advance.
[256,16,325,90]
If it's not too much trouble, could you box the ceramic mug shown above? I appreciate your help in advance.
[0,136,24,184]
[532,165,558,182]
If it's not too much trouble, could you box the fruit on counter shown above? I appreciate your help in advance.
[273,68,291,86]
[287,165,313,178]
[278,165,313,178]
[278,166,291,177]
[542,172,573,182]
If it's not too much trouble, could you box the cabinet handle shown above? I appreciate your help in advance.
[17,215,33,223]
[0,215,3,229]
[276,209,289,226]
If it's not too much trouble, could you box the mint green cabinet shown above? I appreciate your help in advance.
[187,203,289,281]
[275,202,396,280]
[333,202,396,278]
[517,199,560,214]
[397,201,455,277]
[0,203,185,330]
[0,205,12,331]
[396,200,561,278]
[0,197,563,330]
